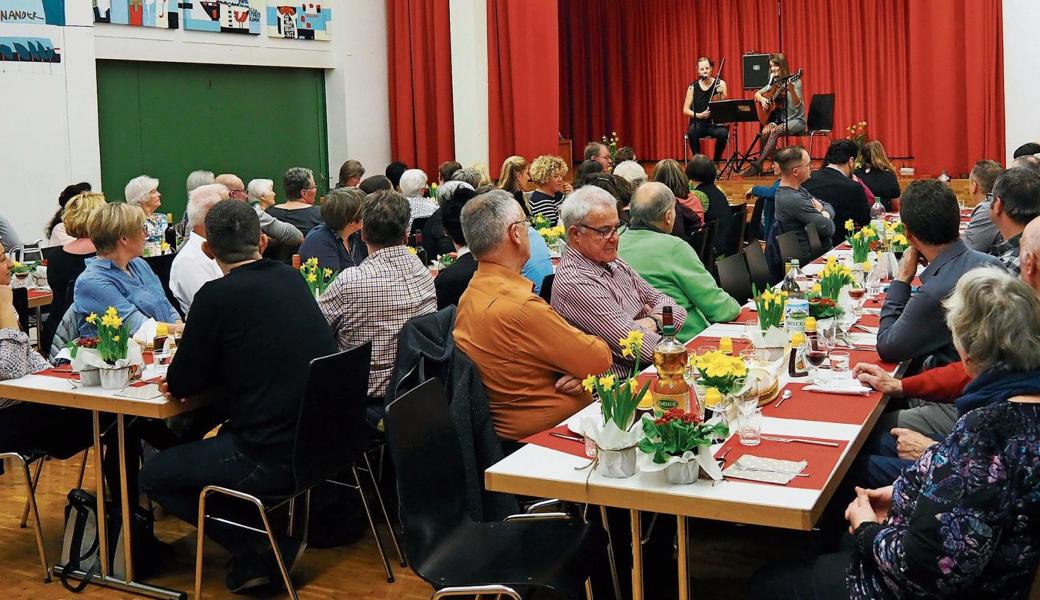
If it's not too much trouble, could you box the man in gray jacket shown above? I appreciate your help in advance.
[771,146,835,260]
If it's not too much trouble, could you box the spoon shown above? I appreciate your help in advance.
[775,389,793,408]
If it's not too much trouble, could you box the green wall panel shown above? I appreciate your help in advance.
[96,60,329,221]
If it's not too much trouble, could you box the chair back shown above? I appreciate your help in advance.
[776,231,807,266]
[142,254,182,319]
[385,378,469,566]
[698,220,719,275]
[806,94,835,132]
[728,206,748,256]
[409,217,430,238]
[746,196,766,243]
[12,287,29,334]
[805,222,824,260]
[744,242,774,289]
[292,342,372,492]
[539,273,555,303]
[716,253,753,305]
[40,245,61,262]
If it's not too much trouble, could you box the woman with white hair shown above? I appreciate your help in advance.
[246,178,304,247]
[752,268,1040,600]
[400,168,436,234]
[612,160,647,187]
[125,175,166,255]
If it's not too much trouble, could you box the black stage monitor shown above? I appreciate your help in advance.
[742,53,771,89]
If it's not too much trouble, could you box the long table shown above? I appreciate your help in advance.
[485,249,908,600]
[0,369,207,600]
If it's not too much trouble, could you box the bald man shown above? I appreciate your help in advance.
[215,173,247,202]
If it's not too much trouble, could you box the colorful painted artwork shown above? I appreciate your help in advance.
[93,0,180,29]
[181,1,261,35]
[0,36,60,61]
[265,2,330,41]
[0,0,65,25]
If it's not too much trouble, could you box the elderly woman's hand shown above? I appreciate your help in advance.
[890,428,938,461]
[845,488,883,533]
[854,363,904,396]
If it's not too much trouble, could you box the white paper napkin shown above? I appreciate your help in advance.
[803,382,873,396]
[723,455,808,485]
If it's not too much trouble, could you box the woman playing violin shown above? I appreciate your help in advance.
[742,53,805,176]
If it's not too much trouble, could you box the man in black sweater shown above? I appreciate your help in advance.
[141,200,337,594]
[803,139,871,247]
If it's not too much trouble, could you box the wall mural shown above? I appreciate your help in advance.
[93,0,180,29]
[0,35,60,61]
[0,0,65,26]
[182,0,261,35]
[266,2,330,41]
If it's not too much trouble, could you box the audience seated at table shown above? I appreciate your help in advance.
[46,182,91,247]
[40,191,106,355]
[421,180,472,260]
[434,186,479,309]
[170,183,228,315]
[854,140,902,211]
[618,182,740,343]
[769,146,836,265]
[0,242,92,460]
[496,155,531,215]
[686,154,738,254]
[142,200,338,594]
[318,190,436,416]
[453,189,611,441]
[584,140,613,172]
[298,187,365,272]
[802,139,871,248]
[337,159,365,189]
[401,168,436,234]
[527,154,571,226]
[174,170,215,240]
[551,186,687,378]
[613,159,647,188]
[988,167,1040,275]
[438,160,462,185]
[266,167,323,238]
[246,178,305,248]
[125,174,168,250]
[752,267,1040,600]
[959,160,1005,253]
[73,202,182,337]
[650,158,703,239]
[452,167,485,190]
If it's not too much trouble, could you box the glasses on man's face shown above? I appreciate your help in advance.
[511,219,531,230]
[578,222,622,239]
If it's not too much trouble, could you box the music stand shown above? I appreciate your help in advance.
[710,99,760,179]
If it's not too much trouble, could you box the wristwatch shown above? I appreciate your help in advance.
[648,314,663,332]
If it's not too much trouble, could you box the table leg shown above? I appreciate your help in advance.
[630,509,643,600]
[677,516,689,600]
[117,414,135,582]
[92,411,110,578]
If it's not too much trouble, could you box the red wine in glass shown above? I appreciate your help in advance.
[849,288,866,301]
[806,350,828,367]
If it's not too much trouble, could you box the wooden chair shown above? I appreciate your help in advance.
[716,253,753,305]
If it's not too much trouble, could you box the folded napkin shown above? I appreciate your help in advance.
[723,455,808,485]
[804,381,873,396]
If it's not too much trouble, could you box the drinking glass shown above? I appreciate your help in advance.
[806,335,831,382]
[848,287,866,317]
[837,311,856,344]
[738,400,762,446]
[829,351,851,377]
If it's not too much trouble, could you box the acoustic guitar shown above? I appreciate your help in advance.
[755,68,803,125]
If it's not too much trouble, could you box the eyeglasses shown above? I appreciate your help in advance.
[577,222,623,239]
[511,219,531,230]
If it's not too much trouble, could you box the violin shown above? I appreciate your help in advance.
[756,68,803,125]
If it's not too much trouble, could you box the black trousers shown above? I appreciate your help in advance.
[748,551,852,600]
[687,119,729,161]
[140,432,294,559]
[0,402,93,460]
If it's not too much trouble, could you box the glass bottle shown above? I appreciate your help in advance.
[783,260,809,333]
[652,306,690,413]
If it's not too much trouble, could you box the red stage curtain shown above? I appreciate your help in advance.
[559,0,1004,175]
[387,0,455,176]
[487,0,560,178]
[907,0,1004,176]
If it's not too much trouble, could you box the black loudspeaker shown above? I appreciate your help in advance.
[742,53,772,89]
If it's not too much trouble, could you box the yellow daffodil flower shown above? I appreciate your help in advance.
[582,375,597,392]
[629,378,639,393]
[406,247,417,255]
[112,335,120,342]
[853,231,863,241]
[598,375,616,390]
[844,219,855,232]
[306,257,319,267]
[306,273,317,283]
[323,268,333,278]
[85,313,97,325]
[811,283,822,294]
[105,306,118,317]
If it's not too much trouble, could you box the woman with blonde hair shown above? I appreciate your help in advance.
[855,140,901,210]
[528,155,573,225]
[497,155,531,214]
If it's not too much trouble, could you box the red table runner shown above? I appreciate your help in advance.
[714,434,848,490]
[761,382,883,425]
[521,424,590,459]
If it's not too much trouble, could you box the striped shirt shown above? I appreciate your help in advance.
[550,244,687,377]
[528,190,563,226]
[318,245,437,397]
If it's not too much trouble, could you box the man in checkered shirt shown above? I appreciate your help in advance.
[989,167,1040,276]
[318,190,436,411]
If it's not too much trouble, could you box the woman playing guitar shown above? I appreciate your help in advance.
[741,53,805,176]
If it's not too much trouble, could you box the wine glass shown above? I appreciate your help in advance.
[837,310,856,346]
[807,332,835,381]
[848,287,866,317]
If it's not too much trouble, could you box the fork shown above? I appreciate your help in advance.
[761,435,839,447]
[728,467,810,478]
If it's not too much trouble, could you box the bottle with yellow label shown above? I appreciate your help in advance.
[652,306,690,413]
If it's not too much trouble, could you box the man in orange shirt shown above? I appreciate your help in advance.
[454,190,613,441]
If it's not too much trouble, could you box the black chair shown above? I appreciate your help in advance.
[792,93,835,160]
[539,273,555,303]
[194,343,374,600]
[142,254,183,319]
[744,243,774,289]
[728,206,748,256]
[40,245,61,263]
[385,379,605,599]
[776,231,808,267]
[697,220,719,276]
[12,287,29,334]
[409,217,430,239]
[805,222,825,260]
[716,253,754,305]
[746,195,767,244]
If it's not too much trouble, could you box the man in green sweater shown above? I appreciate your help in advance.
[618,182,740,342]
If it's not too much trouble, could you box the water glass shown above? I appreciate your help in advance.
[738,403,762,447]
[829,351,851,377]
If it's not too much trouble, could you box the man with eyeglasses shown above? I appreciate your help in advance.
[215,173,248,202]
[584,142,613,172]
[551,186,687,378]
[962,159,1005,253]
[768,146,835,273]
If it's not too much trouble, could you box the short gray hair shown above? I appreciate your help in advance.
[613,160,647,186]
[246,178,274,205]
[944,267,1040,374]
[559,186,617,240]
[399,169,428,197]
[629,181,675,225]
[187,184,230,230]
[186,170,215,195]
[461,189,522,258]
[452,168,483,188]
[437,180,474,208]
[283,167,314,199]
[205,200,261,264]
[124,175,159,206]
